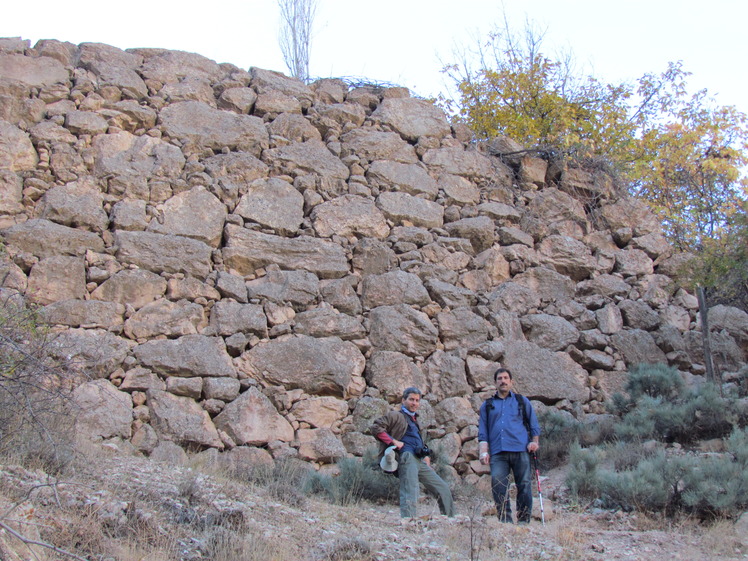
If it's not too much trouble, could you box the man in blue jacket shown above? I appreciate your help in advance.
[478,368,541,524]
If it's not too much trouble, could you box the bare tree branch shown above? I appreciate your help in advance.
[277,0,317,83]
[0,518,89,561]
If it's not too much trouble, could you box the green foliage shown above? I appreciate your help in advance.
[442,18,635,159]
[690,202,748,310]
[568,428,748,518]
[597,451,697,514]
[625,363,685,402]
[537,410,582,468]
[567,363,748,519]
[565,442,601,500]
[614,379,739,444]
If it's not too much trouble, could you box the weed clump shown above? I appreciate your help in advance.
[305,448,398,506]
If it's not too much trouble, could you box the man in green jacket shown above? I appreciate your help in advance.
[371,387,454,519]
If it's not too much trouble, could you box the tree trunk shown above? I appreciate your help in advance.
[697,286,717,385]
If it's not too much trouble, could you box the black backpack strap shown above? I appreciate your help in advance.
[514,392,531,437]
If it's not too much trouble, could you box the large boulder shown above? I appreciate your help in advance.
[312,194,390,239]
[292,307,366,340]
[77,42,147,99]
[133,335,235,378]
[365,351,427,403]
[368,304,439,357]
[290,396,349,429]
[146,186,227,247]
[263,139,349,194]
[237,335,365,398]
[376,191,444,228]
[213,387,294,446]
[371,98,451,142]
[521,314,580,351]
[91,269,167,310]
[1,219,104,259]
[611,329,668,367]
[437,308,492,351]
[48,329,131,379]
[234,177,304,234]
[159,101,268,155]
[502,341,588,402]
[0,52,69,86]
[422,350,471,402]
[341,128,418,164]
[245,267,319,309]
[26,256,86,305]
[361,270,430,309]
[34,180,109,232]
[366,161,438,199]
[223,224,349,279]
[114,231,213,279]
[124,299,207,339]
[537,235,596,281]
[73,379,133,441]
[147,389,223,448]
[92,131,185,182]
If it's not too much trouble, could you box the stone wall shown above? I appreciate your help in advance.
[1,36,746,482]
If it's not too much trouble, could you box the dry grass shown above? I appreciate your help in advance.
[1,447,747,561]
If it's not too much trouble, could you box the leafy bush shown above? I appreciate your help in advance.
[598,451,697,514]
[615,384,740,444]
[565,443,601,500]
[625,364,685,402]
[610,364,742,444]
[567,428,748,518]
[605,440,659,472]
[537,410,582,468]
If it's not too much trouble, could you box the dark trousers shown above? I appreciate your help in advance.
[489,451,532,523]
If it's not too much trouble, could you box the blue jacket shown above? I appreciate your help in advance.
[478,392,541,454]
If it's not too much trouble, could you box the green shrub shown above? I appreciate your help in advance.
[537,410,582,468]
[599,451,697,514]
[680,427,748,517]
[565,442,601,500]
[604,440,659,472]
[615,384,740,443]
[625,364,685,402]
[566,428,748,518]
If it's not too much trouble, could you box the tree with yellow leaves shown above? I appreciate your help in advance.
[444,18,747,308]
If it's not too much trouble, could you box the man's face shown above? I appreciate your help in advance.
[495,371,513,395]
[402,392,421,413]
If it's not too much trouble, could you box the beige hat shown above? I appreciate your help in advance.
[379,445,398,472]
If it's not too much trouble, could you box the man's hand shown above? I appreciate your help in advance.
[527,442,539,453]
[424,456,431,467]
[392,440,404,450]
[479,452,490,465]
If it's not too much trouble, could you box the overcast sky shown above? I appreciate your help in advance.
[3,0,746,112]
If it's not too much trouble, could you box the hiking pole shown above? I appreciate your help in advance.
[532,452,545,526]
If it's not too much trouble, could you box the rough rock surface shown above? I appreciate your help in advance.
[0,37,745,485]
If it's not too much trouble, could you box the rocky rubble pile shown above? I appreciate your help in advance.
[1,36,746,484]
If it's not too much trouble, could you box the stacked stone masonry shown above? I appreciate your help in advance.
[1,36,747,483]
